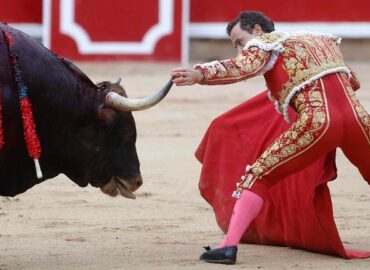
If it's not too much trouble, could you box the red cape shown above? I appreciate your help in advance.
[195,91,370,259]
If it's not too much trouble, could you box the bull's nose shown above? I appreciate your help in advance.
[135,175,143,189]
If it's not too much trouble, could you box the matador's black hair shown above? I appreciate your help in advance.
[227,11,275,35]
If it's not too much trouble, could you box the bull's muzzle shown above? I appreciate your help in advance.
[100,175,142,199]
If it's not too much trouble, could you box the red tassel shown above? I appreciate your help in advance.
[20,98,41,159]
[0,87,3,150]
[3,30,42,178]
[4,32,13,46]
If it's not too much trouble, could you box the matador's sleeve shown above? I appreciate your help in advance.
[347,65,360,91]
[194,46,272,85]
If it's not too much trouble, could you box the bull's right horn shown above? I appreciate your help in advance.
[105,78,173,111]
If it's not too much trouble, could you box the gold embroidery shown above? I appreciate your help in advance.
[250,84,328,179]
[253,32,286,44]
[279,35,346,106]
[194,46,271,84]
[348,90,370,127]
[338,74,370,143]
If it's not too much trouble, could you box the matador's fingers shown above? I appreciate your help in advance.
[171,67,191,73]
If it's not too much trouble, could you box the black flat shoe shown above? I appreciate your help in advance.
[199,246,237,265]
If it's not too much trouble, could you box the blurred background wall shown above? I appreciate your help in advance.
[1,0,369,64]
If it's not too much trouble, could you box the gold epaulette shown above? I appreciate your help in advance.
[244,31,289,52]
[254,32,287,44]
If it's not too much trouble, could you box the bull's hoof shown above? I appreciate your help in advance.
[199,245,237,265]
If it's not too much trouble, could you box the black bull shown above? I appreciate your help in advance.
[0,24,172,198]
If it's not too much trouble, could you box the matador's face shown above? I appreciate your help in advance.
[230,23,264,52]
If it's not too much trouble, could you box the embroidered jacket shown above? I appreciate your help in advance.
[195,31,360,122]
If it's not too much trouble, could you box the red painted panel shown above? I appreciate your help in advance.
[50,0,183,62]
[0,0,42,23]
[190,0,370,22]
[75,0,159,42]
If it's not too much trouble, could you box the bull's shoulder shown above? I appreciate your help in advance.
[56,55,95,87]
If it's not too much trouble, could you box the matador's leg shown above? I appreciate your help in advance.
[236,78,342,199]
[335,73,370,184]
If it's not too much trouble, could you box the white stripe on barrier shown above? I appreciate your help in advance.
[8,23,43,39]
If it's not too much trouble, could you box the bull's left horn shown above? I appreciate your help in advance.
[105,78,173,111]
[115,77,122,85]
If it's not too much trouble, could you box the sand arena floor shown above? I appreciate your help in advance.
[0,62,369,269]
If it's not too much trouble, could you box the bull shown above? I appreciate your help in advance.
[0,24,172,198]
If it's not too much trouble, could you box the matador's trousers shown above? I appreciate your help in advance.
[243,73,370,198]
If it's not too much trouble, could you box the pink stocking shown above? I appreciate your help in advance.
[217,190,264,248]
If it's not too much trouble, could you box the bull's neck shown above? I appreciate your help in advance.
[32,80,100,124]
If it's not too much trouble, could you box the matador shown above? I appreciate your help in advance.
[171,11,369,265]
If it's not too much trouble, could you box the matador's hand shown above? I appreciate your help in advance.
[171,67,204,86]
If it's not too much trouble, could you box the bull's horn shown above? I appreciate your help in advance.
[105,78,173,111]
[115,77,122,85]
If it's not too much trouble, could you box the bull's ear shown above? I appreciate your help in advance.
[97,105,117,125]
